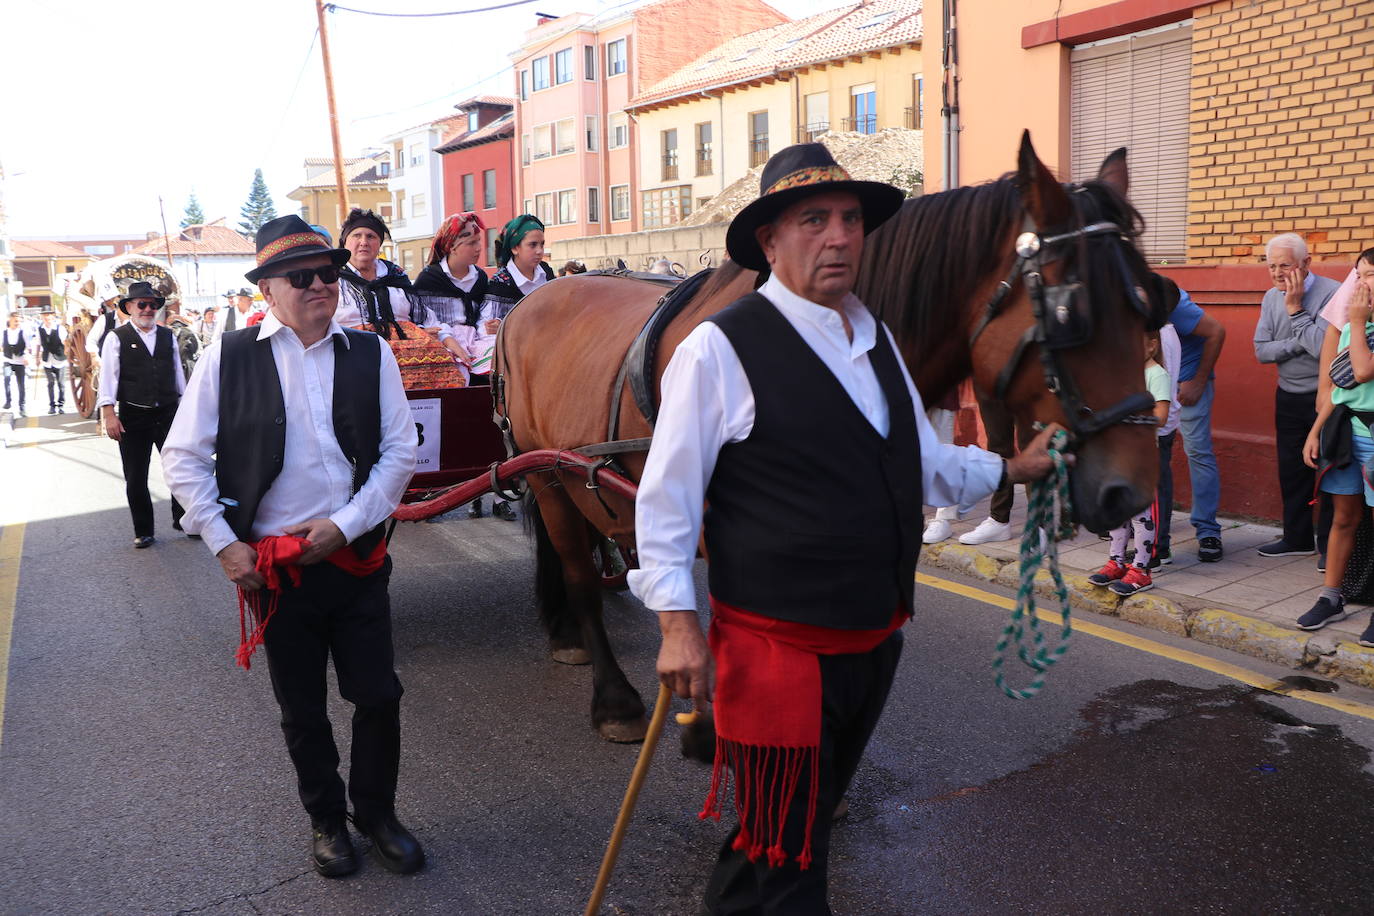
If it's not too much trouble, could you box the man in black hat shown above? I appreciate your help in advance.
[36,311,69,414]
[96,281,187,548]
[221,287,256,333]
[163,215,422,879]
[630,144,1065,912]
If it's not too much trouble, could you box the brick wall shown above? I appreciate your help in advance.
[1189,0,1374,263]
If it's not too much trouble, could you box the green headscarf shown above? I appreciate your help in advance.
[495,214,544,268]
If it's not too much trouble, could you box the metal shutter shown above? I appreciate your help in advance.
[1071,25,1192,263]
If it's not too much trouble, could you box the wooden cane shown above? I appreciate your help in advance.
[584,682,674,916]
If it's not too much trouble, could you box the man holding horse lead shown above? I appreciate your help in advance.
[162,216,422,879]
[631,143,1067,913]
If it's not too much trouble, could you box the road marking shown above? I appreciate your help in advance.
[917,571,1374,722]
[0,523,24,751]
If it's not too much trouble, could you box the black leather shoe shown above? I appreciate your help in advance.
[310,816,358,878]
[354,811,424,874]
[492,500,517,522]
[133,536,155,549]
[467,498,483,519]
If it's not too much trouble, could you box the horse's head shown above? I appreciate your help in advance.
[971,132,1164,532]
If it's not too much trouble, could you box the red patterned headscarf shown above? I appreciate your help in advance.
[429,212,487,265]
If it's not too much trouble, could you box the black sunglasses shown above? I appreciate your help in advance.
[273,265,341,289]
[131,301,160,311]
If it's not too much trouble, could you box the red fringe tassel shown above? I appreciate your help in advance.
[699,736,821,870]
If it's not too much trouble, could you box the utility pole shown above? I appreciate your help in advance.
[157,196,176,267]
[315,0,350,228]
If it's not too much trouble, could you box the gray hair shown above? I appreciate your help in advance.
[1266,232,1308,262]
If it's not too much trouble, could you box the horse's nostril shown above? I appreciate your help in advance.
[1099,483,1137,527]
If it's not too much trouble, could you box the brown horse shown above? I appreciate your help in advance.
[496,133,1162,741]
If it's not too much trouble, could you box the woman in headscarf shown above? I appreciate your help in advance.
[335,207,468,389]
[413,211,487,386]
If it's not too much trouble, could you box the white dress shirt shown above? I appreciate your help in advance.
[96,323,188,409]
[162,312,417,555]
[627,275,1006,613]
[2,328,27,366]
[37,325,67,368]
[1159,324,1181,437]
[335,260,456,343]
[506,261,549,298]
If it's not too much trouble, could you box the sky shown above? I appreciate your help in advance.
[2,0,841,239]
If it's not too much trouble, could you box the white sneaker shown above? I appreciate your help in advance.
[959,517,1014,545]
[923,518,953,544]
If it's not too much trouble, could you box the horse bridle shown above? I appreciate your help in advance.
[968,214,1162,448]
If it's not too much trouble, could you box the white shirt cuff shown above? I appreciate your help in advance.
[330,503,368,544]
[627,563,697,612]
[203,518,239,557]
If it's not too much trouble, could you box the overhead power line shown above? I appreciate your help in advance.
[325,0,541,16]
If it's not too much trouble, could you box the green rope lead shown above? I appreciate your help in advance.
[992,428,1076,700]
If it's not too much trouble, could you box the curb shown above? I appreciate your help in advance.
[919,541,1374,690]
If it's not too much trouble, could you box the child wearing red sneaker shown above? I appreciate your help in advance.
[1089,330,1174,596]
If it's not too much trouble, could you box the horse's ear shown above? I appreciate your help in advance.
[1097,147,1129,196]
[1015,130,1072,228]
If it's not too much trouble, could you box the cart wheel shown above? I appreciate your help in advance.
[66,328,97,419]
[72,367,95,419]
[598,539,632,591]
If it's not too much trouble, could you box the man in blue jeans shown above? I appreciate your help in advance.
[1156,279,1228,562]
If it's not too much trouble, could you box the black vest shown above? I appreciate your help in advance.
[703,293,923,630]
[38,327,65,360]
[2,329,25,359]
[215,326,385,557]
[114,324,179,407]
[223,307,238,332]
[95,312,116,353]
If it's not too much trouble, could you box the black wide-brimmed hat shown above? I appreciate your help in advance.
[725,143,905,272]
[244,215,350,283]
[118,280,167,314]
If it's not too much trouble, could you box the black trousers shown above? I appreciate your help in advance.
[260,558,404,823]
[44,366,65,408]
[116,402,184,538]
[703,630,904,915]
[1158,431,1175,553]
[1275,387,1333,552]
[976,392,1022,523]
[3,363,23,409]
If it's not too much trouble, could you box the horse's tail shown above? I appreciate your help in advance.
[523,491,567,634]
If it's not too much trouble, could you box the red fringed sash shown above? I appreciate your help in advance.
[700,597,906,870]
[235,535,388,669]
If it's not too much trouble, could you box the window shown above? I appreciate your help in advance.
[803,92,829,141]
[84,244,115,255]
[64,264,75,272]
[695,122,712,176]
[662,128,679,181]
[557,189,576,224]
[555,118,576,155]
[379,204,393,219]
[522,133,531,166]
[584,45,596,80]
[409,143,425,166]
[402,249,414,272]
[483,169,497,209]
[848,84,876,134]
[588,187,600,223]
[1070,26,1191,261]
[520,70,530,100]
[462,174,475,211]
[749,111,769,167]
[908,77,923,130]
[486,227,499,265]
[412,193,427,218]
[533,124,553,159]
[555,48,573,84]
[532,56,550,91]
[534,192,555,224]
[609,113,628,149]
[611,184,630,221]
[467,110,480,132]
[606,38,626,76]
[641,185,692,229]
[585,115,599,151]
[523,199,532,215]
[392,148,403,175]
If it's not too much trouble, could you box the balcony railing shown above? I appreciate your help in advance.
[662,150,679,181]
[842,115,877,134]
[749,137,769,168]
[797,122,830,143]
[696,146,713,176]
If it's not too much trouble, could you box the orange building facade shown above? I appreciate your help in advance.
[922,0,1374,521]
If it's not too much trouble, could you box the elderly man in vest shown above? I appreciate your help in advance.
[162,216,421,879]
[633,144,1064,913]
[97,281,186,548]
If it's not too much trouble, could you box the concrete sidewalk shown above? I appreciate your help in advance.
[919,499,1374,690]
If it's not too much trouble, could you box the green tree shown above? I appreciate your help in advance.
[180,192,206,229]
[239,169,278,235]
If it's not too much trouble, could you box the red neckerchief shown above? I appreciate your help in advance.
[235,535,387,669]
[700,597,907,870]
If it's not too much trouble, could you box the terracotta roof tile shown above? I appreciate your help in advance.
[131,219,255,257]
[435,111,516,153]
[12,240,89,259]
[630,0,922,110]
[295,155,390,189]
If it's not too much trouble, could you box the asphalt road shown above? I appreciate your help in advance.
[4,415,1374,915]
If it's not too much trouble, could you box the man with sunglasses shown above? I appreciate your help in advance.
[163,215,421,879]
[96,281,187,548]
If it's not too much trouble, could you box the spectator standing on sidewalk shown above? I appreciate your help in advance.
[1159,278,1227,562]
[922,387,975,543]
[958,394,1019,545]
[1253,233,1338,560]
[1299,247,1374,643]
